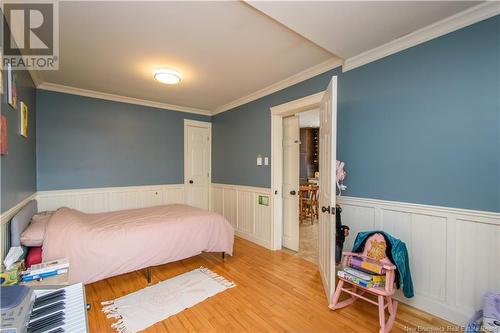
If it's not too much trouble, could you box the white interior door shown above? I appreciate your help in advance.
[282,116,300,251]
[318,76,337,302]
[184,122,210,209]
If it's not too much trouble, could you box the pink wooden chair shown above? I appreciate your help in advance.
[329,233,398,333]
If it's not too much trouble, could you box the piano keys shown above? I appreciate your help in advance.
[1,283,88,333]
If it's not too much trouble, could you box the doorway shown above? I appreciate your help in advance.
[298,112,320,263]
[184,119,211,210]
[282,111,321,264]
[270,76,338,303]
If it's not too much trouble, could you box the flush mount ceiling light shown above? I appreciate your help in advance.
[153,68,182,85]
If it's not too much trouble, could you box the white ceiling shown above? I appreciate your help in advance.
[247,1,479,59]
[35,1,335,112]
[33,1,483,114]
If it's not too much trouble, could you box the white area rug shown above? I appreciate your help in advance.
[101,267,235,333]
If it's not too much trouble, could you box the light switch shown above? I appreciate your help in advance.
[264,157,269,165]
[257,155,263,166]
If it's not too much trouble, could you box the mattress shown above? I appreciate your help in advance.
[42,204,234,284]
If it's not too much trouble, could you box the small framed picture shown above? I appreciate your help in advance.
[7,64,17,109]
[0,61,2,96]
[0,115,7,155]
[19,101,28,138]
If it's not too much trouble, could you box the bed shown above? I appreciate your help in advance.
[10,201,234,285]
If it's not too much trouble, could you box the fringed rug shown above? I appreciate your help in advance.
[101,267,235,333]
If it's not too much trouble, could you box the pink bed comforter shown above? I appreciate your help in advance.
[42,204,234,284]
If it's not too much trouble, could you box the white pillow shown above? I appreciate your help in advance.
[20,212,53,247]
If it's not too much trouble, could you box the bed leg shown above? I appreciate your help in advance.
[222,252,225,260]
[146,266,152,285]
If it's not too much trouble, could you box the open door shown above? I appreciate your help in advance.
[282,116,300,251]
[318,76,337,302]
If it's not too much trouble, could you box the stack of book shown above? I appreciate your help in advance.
[21,258,69,282]
[338,257,386,288]
[349,256,386,275]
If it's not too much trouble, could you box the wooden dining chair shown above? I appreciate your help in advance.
[309,185,319,222]
[299,185,310,223]
[299,185,319,224]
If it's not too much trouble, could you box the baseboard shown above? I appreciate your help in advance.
[235,231,272,250]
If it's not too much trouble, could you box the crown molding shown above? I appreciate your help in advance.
[37,82,212,116]
[28,70,42,87]
[212,57,342,115]
[343,2,500,72]
[33,3,497,115]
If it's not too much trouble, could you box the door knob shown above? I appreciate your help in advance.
[321,206,331,213]
[290,190,296,195]
[189,180,194,184]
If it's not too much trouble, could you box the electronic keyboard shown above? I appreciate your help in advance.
[1,283,88,333]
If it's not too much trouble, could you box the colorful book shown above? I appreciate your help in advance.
[24,258,69,275]
[21,269,68,282]
[343,267,386,283]
[347,264,388,280]
[349,256,385,275]
[337,270,384,288]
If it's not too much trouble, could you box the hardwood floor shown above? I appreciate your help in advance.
[86,237,455,333]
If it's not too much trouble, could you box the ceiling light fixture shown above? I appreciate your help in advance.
[153,68,182,85]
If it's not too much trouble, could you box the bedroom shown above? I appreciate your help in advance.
[0,1,499,333]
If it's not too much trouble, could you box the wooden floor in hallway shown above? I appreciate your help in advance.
[85,237,454,333]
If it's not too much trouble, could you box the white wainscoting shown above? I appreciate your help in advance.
[5,186,499,325]
[337,196,500,325]
[211,183,272,249]
[37,184,186,213]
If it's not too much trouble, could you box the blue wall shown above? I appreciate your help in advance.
[213,15,500,212]
[0,69,37,213]
[1,9,38,213]
[36,91,209,190]
[212,70,339,188]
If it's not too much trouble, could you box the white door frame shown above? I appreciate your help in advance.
[270,92,324,250]
[184,119,212,209]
